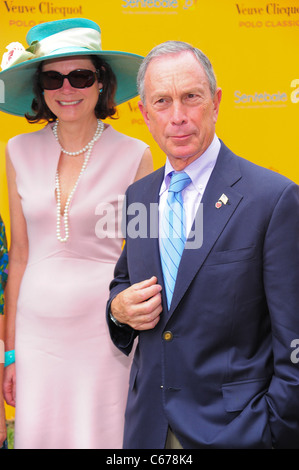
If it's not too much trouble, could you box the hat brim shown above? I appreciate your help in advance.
[0,50,143,116]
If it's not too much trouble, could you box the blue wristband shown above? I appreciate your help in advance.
[4,350,15,367]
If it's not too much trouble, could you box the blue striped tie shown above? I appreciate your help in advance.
[160,171,191,308]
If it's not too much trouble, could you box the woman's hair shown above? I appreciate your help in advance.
[25,55,118,123]
[137,40,217,103]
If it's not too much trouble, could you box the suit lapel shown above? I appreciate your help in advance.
[167,143,244,317]
[133,168,166,301]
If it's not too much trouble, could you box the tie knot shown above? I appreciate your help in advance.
[168,171,191,194]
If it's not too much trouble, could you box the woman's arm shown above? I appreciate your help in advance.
[134,147,153,182]
[3,148,29,407]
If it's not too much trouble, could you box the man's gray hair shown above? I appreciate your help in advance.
[137,40,217,103]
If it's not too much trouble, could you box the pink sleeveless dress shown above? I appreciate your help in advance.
[8,124,148,449]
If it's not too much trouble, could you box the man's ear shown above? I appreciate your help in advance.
[213,87,222,124]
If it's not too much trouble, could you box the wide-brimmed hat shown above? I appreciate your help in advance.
[0,18,144,116]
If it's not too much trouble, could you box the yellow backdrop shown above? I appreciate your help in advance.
[0,0,298,418]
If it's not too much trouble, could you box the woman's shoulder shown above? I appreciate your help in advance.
[7,124,51,148]
[104,124,148,149]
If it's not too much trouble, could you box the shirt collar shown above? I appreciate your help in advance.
[160,134,221,196]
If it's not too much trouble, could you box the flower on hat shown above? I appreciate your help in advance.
[1,41,36,71]
[1,42,25,70]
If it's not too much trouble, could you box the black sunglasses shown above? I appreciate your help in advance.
[40,69,99,90]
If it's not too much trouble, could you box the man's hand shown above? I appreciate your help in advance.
[111,276,162,331]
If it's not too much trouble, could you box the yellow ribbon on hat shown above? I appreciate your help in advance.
[1,28,102,71]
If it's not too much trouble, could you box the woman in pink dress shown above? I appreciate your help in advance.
[1,18,153,448]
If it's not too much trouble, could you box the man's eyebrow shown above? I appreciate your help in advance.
[151,86,205,97]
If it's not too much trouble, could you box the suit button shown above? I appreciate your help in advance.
[163,331,173,341]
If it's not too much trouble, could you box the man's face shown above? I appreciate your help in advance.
[139,51,222,170]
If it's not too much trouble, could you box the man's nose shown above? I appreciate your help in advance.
[170,101,187,125]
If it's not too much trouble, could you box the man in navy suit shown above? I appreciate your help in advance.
[107,41,299,448]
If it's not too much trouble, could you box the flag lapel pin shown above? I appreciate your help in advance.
[215,193,229,209]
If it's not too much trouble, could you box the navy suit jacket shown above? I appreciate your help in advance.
[107,142,299,449]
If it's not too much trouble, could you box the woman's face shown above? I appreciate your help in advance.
[42,56,102,123]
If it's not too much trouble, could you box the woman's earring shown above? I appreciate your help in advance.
[99,88,103,94]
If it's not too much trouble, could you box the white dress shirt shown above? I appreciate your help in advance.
[159,135,221,243]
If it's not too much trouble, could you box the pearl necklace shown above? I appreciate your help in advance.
[53,119,104,243]
[52,119,103,156]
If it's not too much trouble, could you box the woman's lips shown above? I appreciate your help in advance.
[57,100,82,106]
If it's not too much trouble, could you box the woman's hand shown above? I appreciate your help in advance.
[3,363,16,407]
